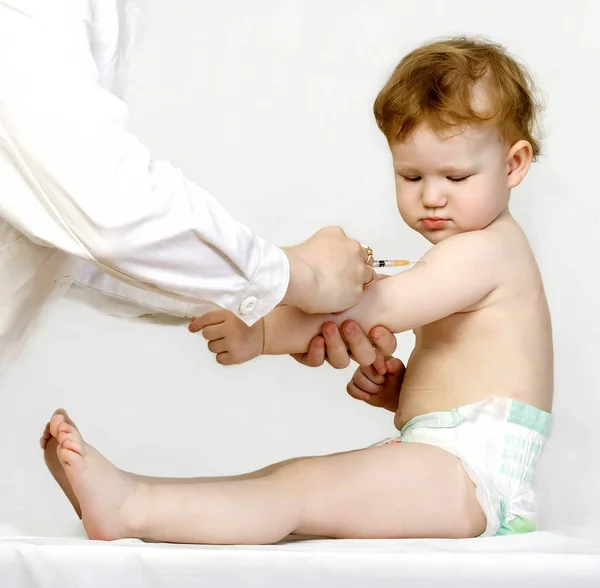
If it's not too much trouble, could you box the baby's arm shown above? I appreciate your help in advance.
[262,230,501,355]
[191,230,503,364]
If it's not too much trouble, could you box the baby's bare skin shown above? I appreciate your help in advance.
[42,408,485,542]
[42,211,549,544]
[197,123,554,434]
[41,111,552,545]
[397,212,553,428]
[200,124,554,434]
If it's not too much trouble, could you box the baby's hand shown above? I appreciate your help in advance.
[188,310,264,365]
[346,357,406,413]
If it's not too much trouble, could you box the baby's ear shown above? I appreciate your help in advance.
[507,140,533,189]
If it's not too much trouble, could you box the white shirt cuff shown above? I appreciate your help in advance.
[213,241,290,326]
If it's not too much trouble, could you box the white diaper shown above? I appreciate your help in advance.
[377,396,552,536]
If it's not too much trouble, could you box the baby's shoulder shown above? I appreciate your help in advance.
[420,227,528,289]
[422,229,507,264]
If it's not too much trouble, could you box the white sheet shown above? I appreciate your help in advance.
[1,531,599,588]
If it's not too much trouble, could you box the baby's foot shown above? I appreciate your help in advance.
[41,409,82,518]
[46,410,145,541]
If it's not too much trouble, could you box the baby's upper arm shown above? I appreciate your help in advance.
[340,231,503,334]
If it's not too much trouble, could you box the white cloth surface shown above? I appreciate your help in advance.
[0,0,289,372]
[1,532,599,587]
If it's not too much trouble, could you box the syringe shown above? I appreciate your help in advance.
[372,259,415,268]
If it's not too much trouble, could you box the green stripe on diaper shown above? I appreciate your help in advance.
[507,401,552,435]
[496,515,537,536]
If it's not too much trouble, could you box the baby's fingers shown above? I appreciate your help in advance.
[355,366,385,393]
[201,323,227,342]
[188,310,228,333]
[346,381,373,403]
[208,339,229,354]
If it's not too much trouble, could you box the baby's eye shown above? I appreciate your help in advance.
[401,175,422,182]
[447,176,471,183]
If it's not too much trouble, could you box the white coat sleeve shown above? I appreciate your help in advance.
[70,262,192,319]
[0,2,289,326]
[70,261,225,319]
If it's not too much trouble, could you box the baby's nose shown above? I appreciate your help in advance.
[421,183,447,207]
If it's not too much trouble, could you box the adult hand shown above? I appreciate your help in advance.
[281,227,375,314]
[291,321,397,371]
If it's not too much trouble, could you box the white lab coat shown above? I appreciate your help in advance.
[0,0,290,371]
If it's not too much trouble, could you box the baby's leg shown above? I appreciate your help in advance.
[47,411,485,544]
[127,450,359,485]
[128,458,308,485]
[41,410,319,520]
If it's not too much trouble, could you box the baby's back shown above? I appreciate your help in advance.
[395,216,553,429]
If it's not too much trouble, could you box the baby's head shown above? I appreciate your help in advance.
[374,36,543,243]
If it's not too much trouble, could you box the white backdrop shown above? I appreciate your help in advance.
[0,0,598,539]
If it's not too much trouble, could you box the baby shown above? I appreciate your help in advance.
[41,36,553,544]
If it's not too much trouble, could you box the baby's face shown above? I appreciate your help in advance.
[390,123,512,244]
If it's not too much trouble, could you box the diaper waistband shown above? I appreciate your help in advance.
[400,396,552,437]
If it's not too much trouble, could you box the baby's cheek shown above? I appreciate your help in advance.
[459,190,497,228]
[463,209,489,231]
[397,205,411,224]
[396,197,416,226]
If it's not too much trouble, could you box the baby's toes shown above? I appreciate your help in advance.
[40,422,52,448]
[62,434,84,457]
[57,423,86,456]
[49,413,66,438]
